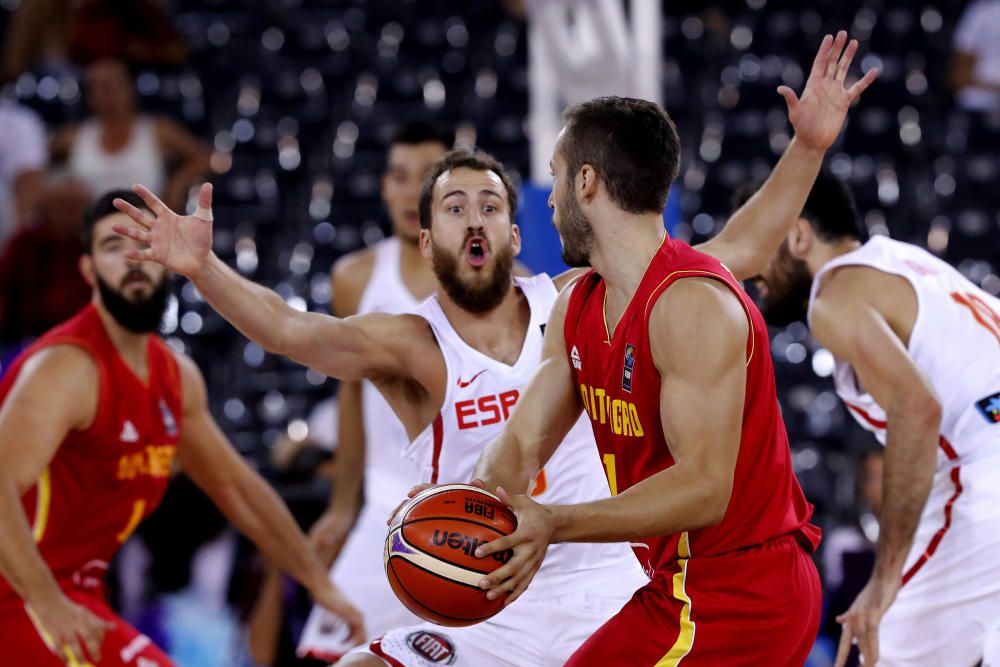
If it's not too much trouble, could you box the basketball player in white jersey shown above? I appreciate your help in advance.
[742,171,1000,667]
[111,34,872,662]
[298,122,455,661]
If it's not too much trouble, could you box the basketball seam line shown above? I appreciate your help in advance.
[388,557,498,623]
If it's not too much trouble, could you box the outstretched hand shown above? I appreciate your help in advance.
[112,183,215,279]
[780,30,879,151]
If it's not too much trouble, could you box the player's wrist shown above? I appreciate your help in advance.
[788,134,829,157]
[24,579,67,611]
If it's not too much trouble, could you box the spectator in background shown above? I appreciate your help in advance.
[0,98,47,243]
[949,0,1000,111]
[2,0,187,80]
[0,174,92,352]
[51,59,210,211]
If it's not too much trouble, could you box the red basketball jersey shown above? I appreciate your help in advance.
[564,236,820,575]
[0,304,183,606]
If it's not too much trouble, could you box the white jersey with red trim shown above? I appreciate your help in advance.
[808,236,1000,465]
[808,236,1000,663]
[405,274,648,597]
[357,236,424,510]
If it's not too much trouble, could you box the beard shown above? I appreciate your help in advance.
[97,270,170,333]
[757,247,813,327]
[431,235,514,314]
[557,189,594,268]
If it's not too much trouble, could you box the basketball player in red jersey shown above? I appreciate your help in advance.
[0,191,364,667]
[472,33,878,665]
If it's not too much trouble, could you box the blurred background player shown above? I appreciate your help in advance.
[297,121,454,661]
[472,33,876,667]
[0,191,363,667]
[747,170,1000,667]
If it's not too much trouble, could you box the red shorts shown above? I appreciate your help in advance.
[0,588,176,667]
[565,534,821,666]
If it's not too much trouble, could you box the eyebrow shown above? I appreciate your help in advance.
[441,189,503,200]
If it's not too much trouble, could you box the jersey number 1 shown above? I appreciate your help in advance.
[602,454,619,496]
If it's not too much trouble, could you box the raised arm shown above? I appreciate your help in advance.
[476,278,747,604]
[810,269,941,667]
[172,352,366,645]
[474,282,584,496]
[697,31,878,281]
[0,347,111,662]
[112,184,411,382]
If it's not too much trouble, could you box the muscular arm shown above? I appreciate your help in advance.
[474,285,583,494]
[0,347,97,608]
[547,279,746,543]
[113,186,417,383]
[811,269,940,582]
[174,353,331,593]
[696,137,825,281]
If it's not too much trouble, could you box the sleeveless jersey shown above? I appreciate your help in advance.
[405,275,648,593]
[808,236,1000,467]
[355,237,423,511]
[564,236,819,575]
[68,116,166,199]
[0,304,183,606]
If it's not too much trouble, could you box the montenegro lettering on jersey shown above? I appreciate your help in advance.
[564,236,819,574]
[0,305,183,606]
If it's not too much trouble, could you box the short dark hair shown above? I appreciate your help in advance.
[82,189,149,252]
[731,170,865,242]
[418,150,518,230]
[560,96,680,214]
[389,120,455,151]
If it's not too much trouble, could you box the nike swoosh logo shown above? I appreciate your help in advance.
[456,369,487,388]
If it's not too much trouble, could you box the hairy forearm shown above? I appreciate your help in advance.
[212,472,326,591]
[0,481,62,606]
[193,254,308,356]
[549,463,728,544]
[874,406,940,579]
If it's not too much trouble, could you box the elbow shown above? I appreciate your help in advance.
[684,478,732,531]
[902,391,943,434]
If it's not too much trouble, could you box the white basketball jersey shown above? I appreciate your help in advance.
[356,237,423,510]
[405,274,647,596]
[808,236,1000,467]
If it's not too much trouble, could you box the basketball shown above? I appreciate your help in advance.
[384,484,517,627]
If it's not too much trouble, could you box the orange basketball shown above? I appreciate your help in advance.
[384,484,517,627]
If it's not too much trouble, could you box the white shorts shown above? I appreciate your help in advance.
[878,457,1000,666]
[298,503,422,662]
[346,567,648,667]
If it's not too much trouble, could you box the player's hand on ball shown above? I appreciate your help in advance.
[780,30,879,151]
[834,574,900,667]
[309,580,367,647]
[30,591,112,664]
[112,182,216,279]
[473,486,553,607]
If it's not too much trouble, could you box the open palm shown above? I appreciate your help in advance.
[112,183,215,279]
[781,31,879,151]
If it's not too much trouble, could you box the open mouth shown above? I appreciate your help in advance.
[466,237,489,268]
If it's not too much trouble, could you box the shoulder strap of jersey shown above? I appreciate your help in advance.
[563,270,600,349]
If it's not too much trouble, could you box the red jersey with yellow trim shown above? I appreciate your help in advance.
[564,236,819,574]
[0,304,182,606]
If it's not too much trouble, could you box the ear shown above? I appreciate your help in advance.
[510,223,522,257]
[419,228,432,260]
[577,164,599,203]
[79,254,96,288]
[787,217,813,259]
